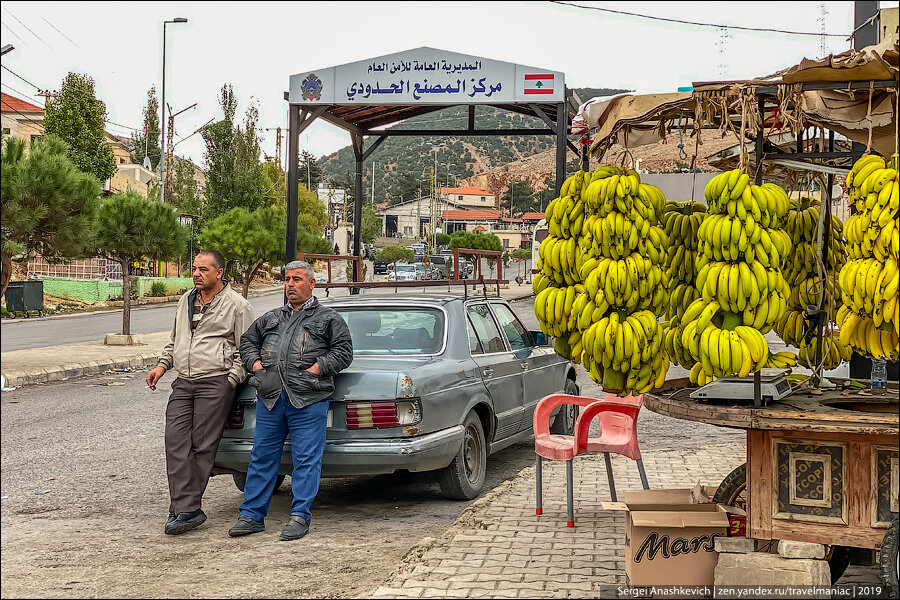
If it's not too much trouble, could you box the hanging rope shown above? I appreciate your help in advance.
[865,80,875,153]
[676,112,688,160]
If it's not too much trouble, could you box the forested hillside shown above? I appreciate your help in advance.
[318,87,628,205]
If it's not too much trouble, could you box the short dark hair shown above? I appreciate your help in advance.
[196,250,225,271]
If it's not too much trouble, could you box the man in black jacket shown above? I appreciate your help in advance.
[228,260,353,541]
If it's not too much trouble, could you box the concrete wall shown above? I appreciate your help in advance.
[39,276,191,304]
[41,279,124,304]
[641,172,717,203]
[134,277,192,297]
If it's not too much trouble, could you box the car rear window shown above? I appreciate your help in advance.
[336,308,445,354]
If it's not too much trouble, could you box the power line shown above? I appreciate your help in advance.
[547,1,849,37]
[1,82,45,107]
[1,21,27,45]
[40,17,79,47]
[2,8,53,48]
[0,95,43,127]
[1,64,40,90]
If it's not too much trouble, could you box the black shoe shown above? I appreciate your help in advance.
[164,509,207,535]
[228,515,265,537]
[280,514,309,541]
[166,512,177,526]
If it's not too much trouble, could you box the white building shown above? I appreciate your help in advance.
[440,186,496,209]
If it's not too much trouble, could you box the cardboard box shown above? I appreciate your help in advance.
[610,488,736,588]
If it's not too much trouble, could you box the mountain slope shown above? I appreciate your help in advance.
[317,87,628,204]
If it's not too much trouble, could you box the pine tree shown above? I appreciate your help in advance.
[1,135,101,296]
[95,192,186,335]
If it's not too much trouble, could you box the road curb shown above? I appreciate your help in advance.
[2,352,160,388]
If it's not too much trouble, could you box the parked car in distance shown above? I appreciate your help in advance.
[372,259,388,275]
[428,255,450,279]
[409,241,428,254]
[388,263,423,281]
[213,294,578,499]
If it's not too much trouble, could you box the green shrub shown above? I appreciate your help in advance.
[150,281,168,297]
[1,306,9,318]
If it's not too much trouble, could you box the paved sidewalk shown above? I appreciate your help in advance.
[1,284,533,389]
[371,436,746,599]
[371,413,881,599]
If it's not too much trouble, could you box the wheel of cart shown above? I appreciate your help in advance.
[882,518,899,598]
[714,462,852,584]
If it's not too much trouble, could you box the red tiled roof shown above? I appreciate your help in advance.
[1,92,43,113]
[521,212,545,221]
[474,225,486,231]
[442,209,500,220]
[501,218,524,222]
[441,186,491,196]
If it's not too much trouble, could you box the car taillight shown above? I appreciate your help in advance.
[225,403,244,429]
[346,400,421,429]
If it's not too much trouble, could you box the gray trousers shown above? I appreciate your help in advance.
[165,374,233,514]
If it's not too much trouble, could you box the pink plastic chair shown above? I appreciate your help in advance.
[533,393,649,527]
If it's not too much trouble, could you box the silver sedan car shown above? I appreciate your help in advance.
[214,294,577,499]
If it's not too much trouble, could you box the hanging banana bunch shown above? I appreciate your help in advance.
[678,169,792,386]
[836,153,900,361]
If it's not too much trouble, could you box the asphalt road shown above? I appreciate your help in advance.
[0,288,288,353]
[0,295,743,597]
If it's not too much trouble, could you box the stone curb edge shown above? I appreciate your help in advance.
[2,353,160,388]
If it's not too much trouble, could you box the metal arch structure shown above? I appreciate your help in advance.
[283,47,578,290]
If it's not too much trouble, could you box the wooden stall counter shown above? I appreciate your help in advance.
[644,379,899,550]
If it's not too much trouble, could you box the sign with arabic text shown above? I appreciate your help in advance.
[288,47,565,105]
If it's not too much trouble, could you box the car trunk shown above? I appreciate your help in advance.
[223,356,441,442]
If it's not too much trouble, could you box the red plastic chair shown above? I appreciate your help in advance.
[533,393,649,527]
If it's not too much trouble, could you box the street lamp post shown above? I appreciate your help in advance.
[160,17,188,204]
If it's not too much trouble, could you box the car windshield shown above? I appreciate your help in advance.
[396,265,415,273]
[336,308,445,354]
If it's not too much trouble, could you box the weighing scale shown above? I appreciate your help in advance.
[690,369,792,406]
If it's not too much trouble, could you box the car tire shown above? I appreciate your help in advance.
[438,411,487,500]
[549,379,580,435]
[713,463,852,584]
[232,473,286,493]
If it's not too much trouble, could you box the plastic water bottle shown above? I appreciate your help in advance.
[871,358,887,395]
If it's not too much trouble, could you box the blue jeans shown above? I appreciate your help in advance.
[239,391,330,524]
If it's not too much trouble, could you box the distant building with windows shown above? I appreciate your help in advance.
[440,186,496,209]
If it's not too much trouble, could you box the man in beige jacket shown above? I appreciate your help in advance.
[146,250,254,535]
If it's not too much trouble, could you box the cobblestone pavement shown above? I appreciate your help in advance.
[370,402,882,599]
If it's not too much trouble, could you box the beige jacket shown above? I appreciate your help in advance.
[158,283,254,387]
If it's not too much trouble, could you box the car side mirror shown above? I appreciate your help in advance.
[530,331,547,346]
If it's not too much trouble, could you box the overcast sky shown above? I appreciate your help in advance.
[1,1,895,170]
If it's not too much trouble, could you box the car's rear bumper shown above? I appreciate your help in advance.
[213,425,464,477]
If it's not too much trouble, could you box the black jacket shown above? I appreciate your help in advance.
[240,298,353,409]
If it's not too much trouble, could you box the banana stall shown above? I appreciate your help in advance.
[534,38,898,591]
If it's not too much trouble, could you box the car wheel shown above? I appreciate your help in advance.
[549,379,580,435]
[232,473,286,493]
[438,411,487,500]
[713,463,852,584]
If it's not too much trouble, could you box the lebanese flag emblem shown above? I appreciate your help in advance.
[524,73,554,95]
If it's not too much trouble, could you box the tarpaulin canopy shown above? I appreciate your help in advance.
[587,39,899,161]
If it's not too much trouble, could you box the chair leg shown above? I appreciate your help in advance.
[636,458,649,490]
[566,459,574,527]
[604,452,617,502]
[535,454,543,515]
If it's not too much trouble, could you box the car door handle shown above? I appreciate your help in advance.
[520,362,528,370]
[482,368,493,377]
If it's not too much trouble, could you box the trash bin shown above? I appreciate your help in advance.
[3,280,44,318]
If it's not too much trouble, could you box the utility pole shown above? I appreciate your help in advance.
[264,127,283,165]
[164,102,197,199]
[371,160,376,204]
